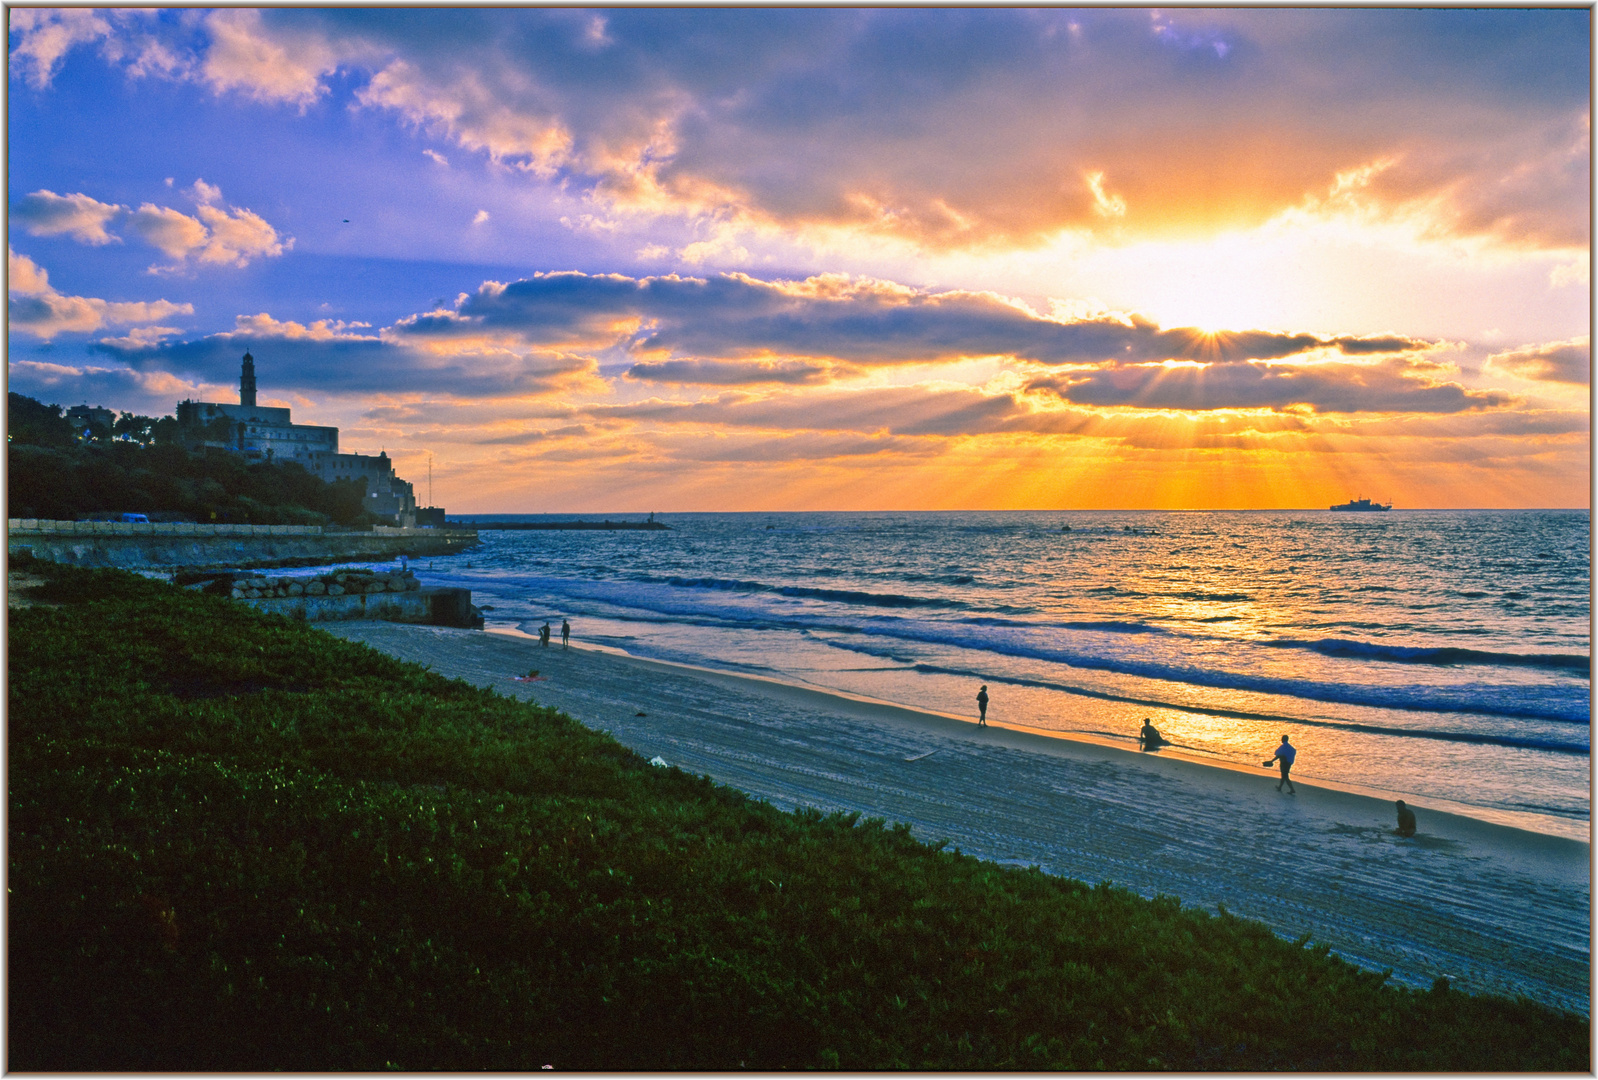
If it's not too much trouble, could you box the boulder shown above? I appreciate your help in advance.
[327,584,344,596]
[306,581,326,596]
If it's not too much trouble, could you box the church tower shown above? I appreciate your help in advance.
[240,350,257,407]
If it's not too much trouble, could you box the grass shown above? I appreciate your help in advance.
[8,556,1588,1070]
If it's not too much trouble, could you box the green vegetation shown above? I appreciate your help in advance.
[8,392,373,525]
[9,557,1588,1070]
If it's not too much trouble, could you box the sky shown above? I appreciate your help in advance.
[7,7,1591,512]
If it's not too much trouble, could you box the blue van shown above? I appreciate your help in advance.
[119,513,150,524]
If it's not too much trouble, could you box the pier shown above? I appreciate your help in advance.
[450,518,669,531]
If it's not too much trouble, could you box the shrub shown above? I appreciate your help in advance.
[7,558,1588,1070]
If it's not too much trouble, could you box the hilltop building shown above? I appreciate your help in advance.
[176,351,422,526]
[66,404,115,437]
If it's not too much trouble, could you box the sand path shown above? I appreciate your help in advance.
[325,622,1590,1015]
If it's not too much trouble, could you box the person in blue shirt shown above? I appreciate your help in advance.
[1263,735,1297,793]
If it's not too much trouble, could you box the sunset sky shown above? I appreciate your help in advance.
[8,7,1590,511]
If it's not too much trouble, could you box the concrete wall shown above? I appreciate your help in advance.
[8,519,478,570]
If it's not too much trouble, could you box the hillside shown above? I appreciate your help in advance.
[7,392,374,526]
[7,556,1587,1070]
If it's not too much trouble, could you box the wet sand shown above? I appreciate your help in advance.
[323,621,1591,1015]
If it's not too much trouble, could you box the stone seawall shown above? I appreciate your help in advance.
[8,519,478,570]
[235,586,481,629]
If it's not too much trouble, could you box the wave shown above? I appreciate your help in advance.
[453,571,1588,724]
[955,616,1167,635]
[654,574,962,610]
[811,625,1590,725]
[1268,638,1590,673]
[823,649,1588,756]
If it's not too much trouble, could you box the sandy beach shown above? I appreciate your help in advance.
[324,621,1591,1015]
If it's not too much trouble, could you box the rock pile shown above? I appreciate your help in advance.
[229,569,422,600]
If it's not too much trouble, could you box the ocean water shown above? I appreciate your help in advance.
[404,510,1590,838]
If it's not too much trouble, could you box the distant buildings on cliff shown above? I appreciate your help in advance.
[176,351,426,527]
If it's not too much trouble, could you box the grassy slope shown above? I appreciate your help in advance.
[8,558,1588,1070]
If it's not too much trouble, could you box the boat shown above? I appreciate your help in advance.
[1329,497,1391,512]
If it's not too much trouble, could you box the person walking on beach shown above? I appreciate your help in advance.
[1139,718,1166,750]
[1395,800,1417,837]
[976,685,989,726]
[561,619,570,649]
[1263,735,1296,793]
[540,622,551,647]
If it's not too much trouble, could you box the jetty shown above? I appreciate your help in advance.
[451,518,669,531]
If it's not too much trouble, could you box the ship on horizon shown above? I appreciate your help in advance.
[1329,496,1392,512]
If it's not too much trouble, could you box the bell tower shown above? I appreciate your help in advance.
[240,350,257,407]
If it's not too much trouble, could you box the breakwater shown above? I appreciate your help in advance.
[8,519,479,571]
[202,568,482,629]
[450,519,669,531]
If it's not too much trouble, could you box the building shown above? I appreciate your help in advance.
[176,351,339,463]
[66,404,115,437]
[313,449,418,526]
[176,351,420,526]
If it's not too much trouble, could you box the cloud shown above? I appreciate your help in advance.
[8,8,116,88]
[397,270,1436,377]
[625,358,837,385]
[13,190,126,244]
[65,8,1583,255]
[13,181,288,271]
[593,385,1049,439]
[193,201,289,266]
[8,248,53,295]
[94,312,601,398]
[6,358,208,412]
[125,180,290,269]
[1027,356,1511,414]
[128,204,210,260]
[1484,337,1590,385]
[7,247,193,341]
[200,8,350,107]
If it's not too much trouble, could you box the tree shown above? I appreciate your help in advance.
[202,414,236,445]
[113,413,161,445]
[8,393,76,448]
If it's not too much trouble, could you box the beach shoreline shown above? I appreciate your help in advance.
[487,625,1588,845]
[324,620,1591,1014]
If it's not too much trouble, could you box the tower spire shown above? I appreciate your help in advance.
[240,349,257,407]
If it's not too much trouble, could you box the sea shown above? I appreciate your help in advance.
[399,510,1590,840]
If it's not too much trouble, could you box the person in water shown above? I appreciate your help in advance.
[1395,800,1417,837]
[1138,718,1166,750]
[976,685,989,726]
[561,619,570,649]
[1263,735,1296,793]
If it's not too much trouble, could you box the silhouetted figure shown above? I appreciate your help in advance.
[1262,735,1296,793]
[1139,718,1167,750]
[561,619,570,648]
[976,685,989,726]
[540,622,551,647]
[1395,800,1417,837]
